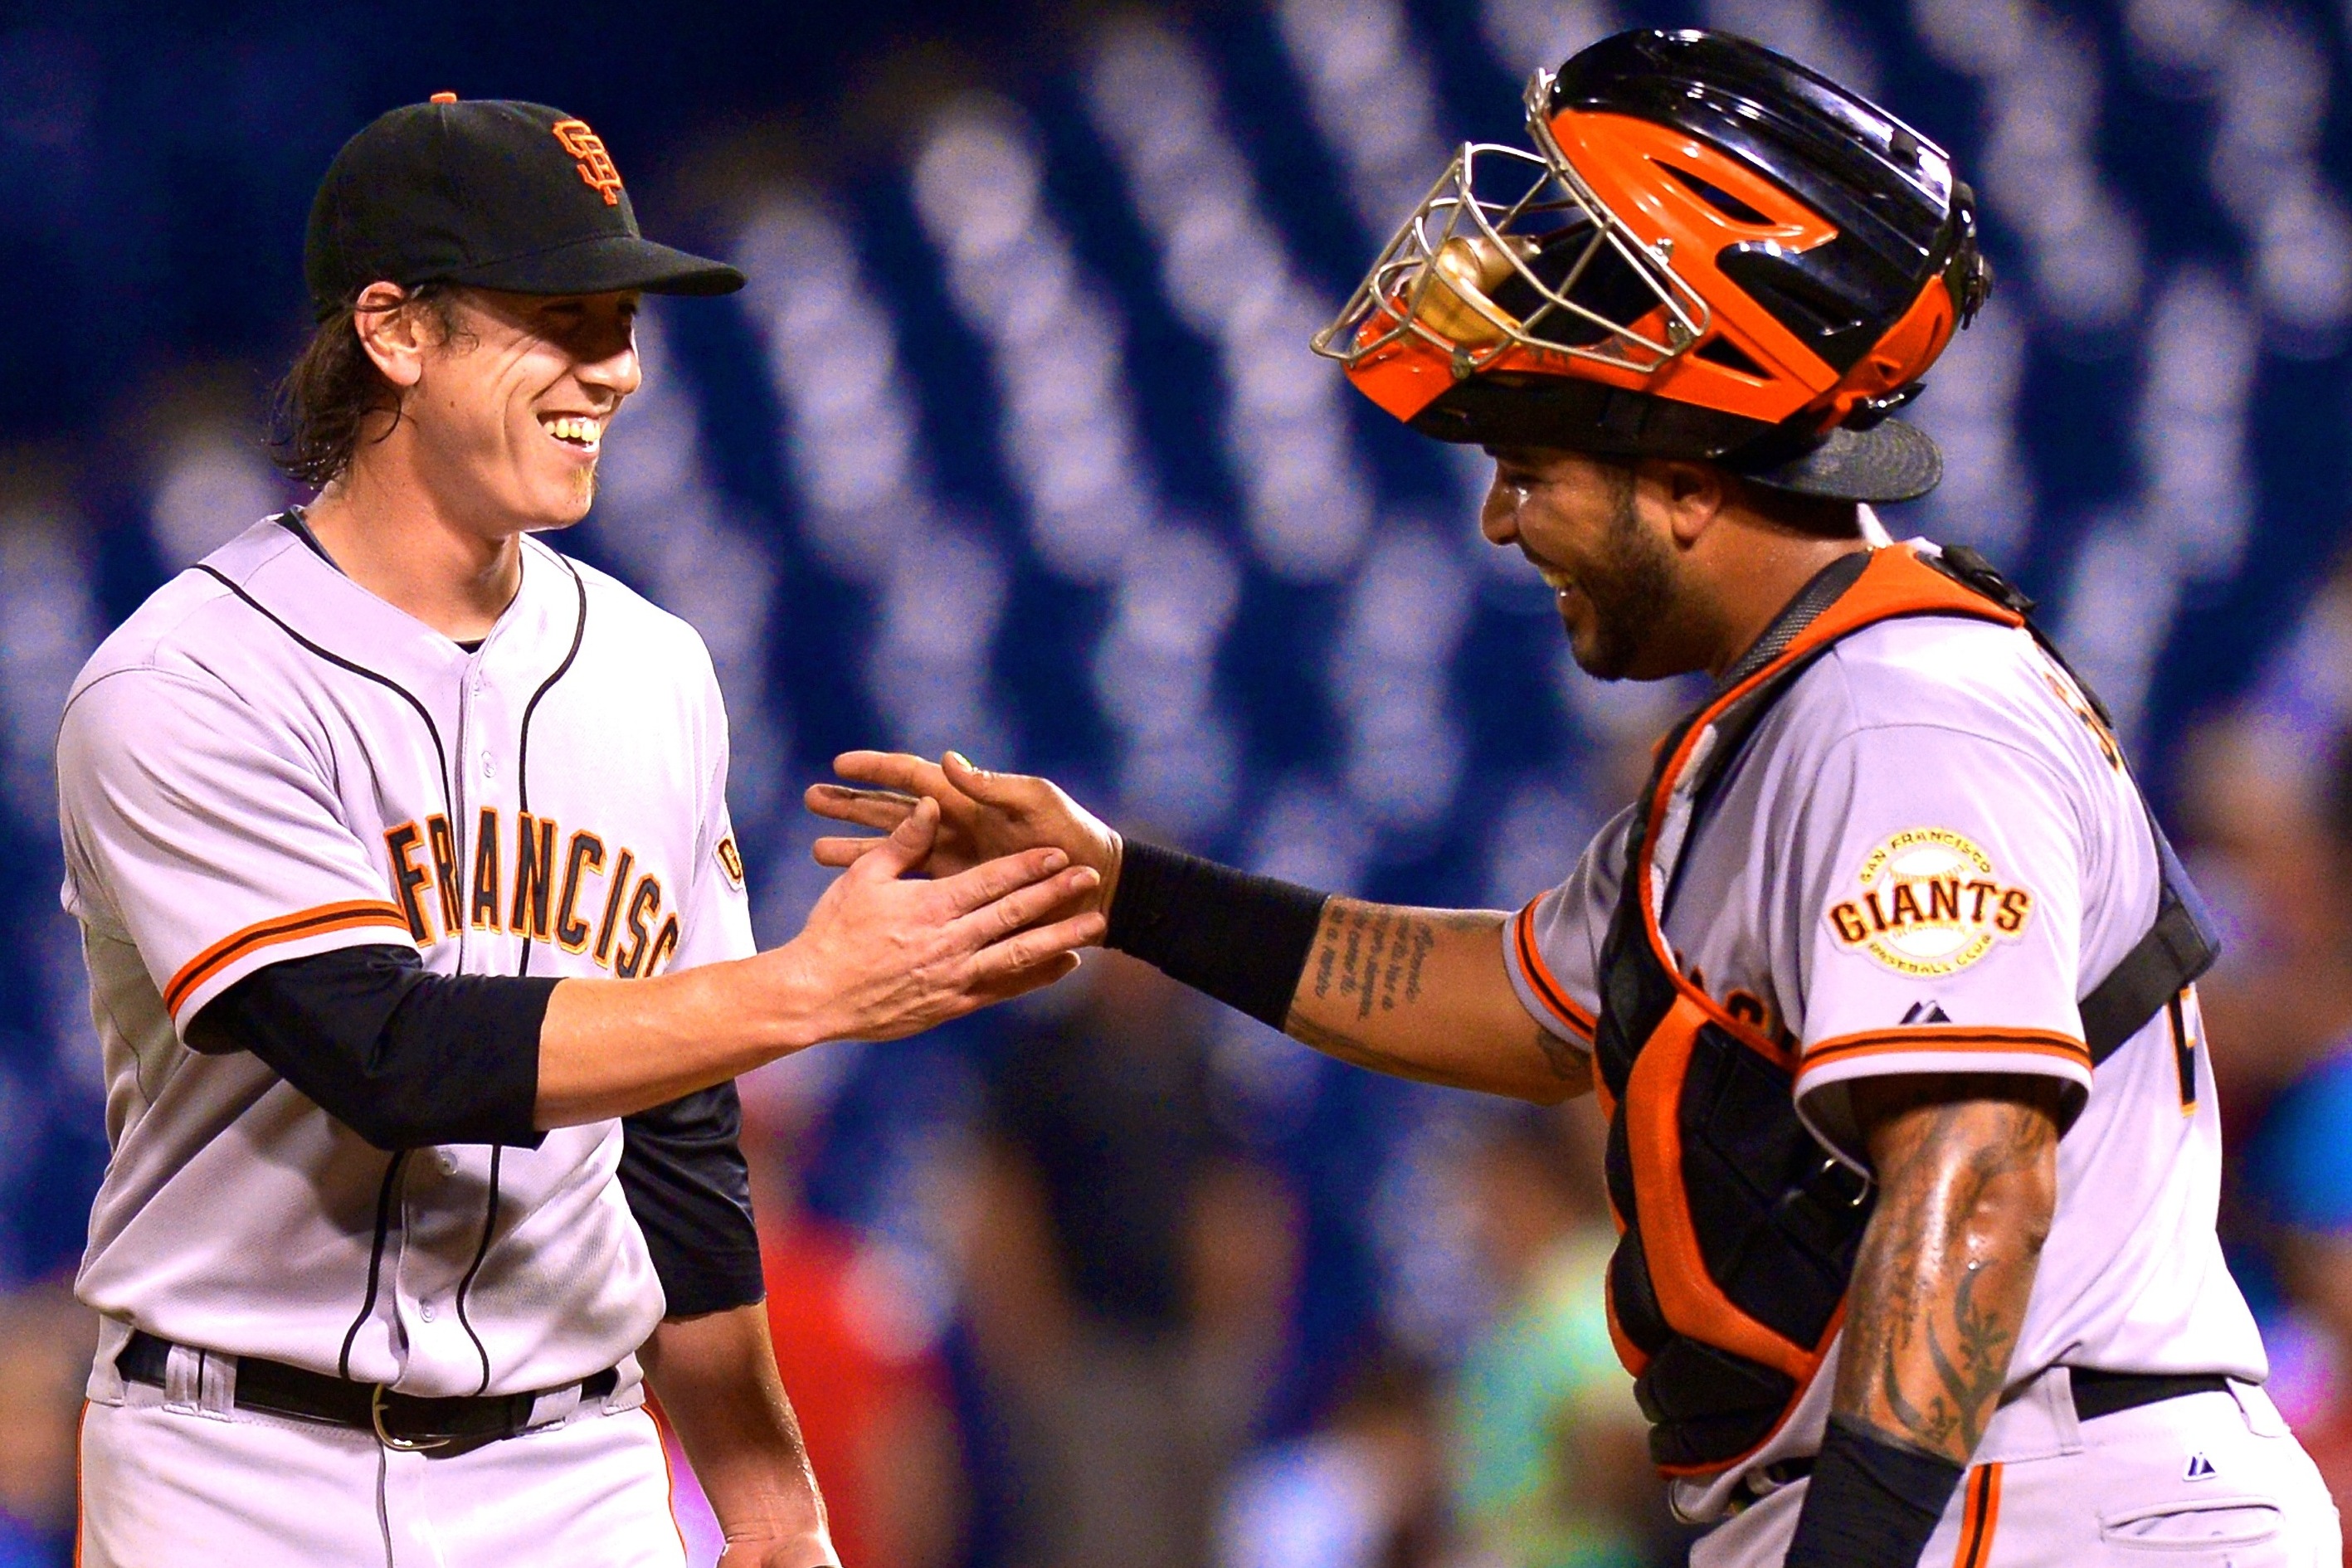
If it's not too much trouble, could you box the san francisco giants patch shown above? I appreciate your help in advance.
[714,833,746,891]
[1824,828,2034,978]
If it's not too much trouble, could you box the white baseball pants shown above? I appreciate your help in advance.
[77,1373,687,1567]
[1692,1372,2342,1567]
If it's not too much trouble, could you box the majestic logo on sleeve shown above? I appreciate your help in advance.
[1825,828,2035,977]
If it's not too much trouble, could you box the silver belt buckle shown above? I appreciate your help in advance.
[370,1382,454,1452]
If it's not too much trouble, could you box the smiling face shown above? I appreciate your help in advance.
[396,287,641,535]
[1481,446,1682,680]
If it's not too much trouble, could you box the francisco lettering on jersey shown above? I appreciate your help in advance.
[380,811,681,976]
[1824,826,2035,978]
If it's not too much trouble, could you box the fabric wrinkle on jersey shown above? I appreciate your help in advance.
[56,514,757,1404]
[1499,541,2267,1523]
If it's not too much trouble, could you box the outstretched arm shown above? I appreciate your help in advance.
[808,752,1586,1103]
[537,798,1103,1125]
[1785,1072,2060,1568]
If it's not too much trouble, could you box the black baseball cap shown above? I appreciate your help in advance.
[304,94,743,319]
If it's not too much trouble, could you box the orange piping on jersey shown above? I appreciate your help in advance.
[163,899,410,1018]
[648,1404,689,1561]
[2169,990,2200,1116]
[1514,901,1598,1041]
[1953,1462,2003,1568]
[1799,1026,2091,1076]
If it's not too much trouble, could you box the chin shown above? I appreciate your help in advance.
[528,476,597,531]
[1561,617,1643,683]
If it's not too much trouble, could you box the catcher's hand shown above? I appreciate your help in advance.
[806,751,1122,925]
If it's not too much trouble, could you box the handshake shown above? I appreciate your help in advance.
[786,749,1127,1045]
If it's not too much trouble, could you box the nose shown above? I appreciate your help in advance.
[578,337,642,401]
[1480,470,1522,547]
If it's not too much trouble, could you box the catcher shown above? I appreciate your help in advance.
[811,29,2341,1568]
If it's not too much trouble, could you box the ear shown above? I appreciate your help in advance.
[1641,459,1730,548]
[350,282,437,391]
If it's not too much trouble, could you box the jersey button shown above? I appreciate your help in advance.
[480,753,496,779]
[420,1301,436,1322]
[438,1152,458,1175]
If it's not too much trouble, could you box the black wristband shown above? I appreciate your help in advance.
[1784,1415,1966,1568]
[1103,840,1330,1030]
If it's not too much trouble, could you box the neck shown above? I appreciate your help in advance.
[304,450,525,643]
[1692,525,1870,682]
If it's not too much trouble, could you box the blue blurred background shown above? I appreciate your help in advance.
[7,2,2352,1564]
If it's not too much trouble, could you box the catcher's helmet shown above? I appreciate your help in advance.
[1311,29,1989,503]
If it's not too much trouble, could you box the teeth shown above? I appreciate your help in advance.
[546,416,601,448]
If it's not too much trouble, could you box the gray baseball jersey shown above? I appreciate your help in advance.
[58,516,752,1400]
[1501,604,2268,1523]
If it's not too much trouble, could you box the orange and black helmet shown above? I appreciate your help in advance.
[1311,29,1989,503]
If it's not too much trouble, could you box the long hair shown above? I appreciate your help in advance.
[270,285,465,489]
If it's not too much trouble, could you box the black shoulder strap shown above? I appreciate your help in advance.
[2079,823,2220,1064]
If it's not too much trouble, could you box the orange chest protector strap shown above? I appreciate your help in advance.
[1588,544,2219,1476]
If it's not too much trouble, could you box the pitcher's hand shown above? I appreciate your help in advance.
[783,794,1104,1040]
[806,751,1122,922]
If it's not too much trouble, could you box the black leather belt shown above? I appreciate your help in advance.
[118,1330,619,1450]
[2067,1367,2233,1421]
[1731,1370,2236,1505]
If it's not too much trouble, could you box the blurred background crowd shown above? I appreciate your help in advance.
[3,0,2352,1563]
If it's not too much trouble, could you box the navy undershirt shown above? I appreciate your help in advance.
[189,947,763,1316]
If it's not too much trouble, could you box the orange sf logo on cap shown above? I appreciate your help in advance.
[551,119,624,206]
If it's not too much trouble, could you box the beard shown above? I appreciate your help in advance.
[1561,475,1675,680]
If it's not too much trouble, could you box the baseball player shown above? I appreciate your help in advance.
[59,97,1103,1566]
[809,30,2343,1568]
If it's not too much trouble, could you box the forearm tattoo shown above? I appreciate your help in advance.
[1308,903,1439,1018]
[1836,1084,2059,1464]
[1284,900,1583,1088]
[1304,901,1478,1017]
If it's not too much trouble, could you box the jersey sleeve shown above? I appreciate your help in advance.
[1790,722,2096,1161]
[618,1082,763,1317]
[57,667,417,1035]
[1500,806,1634,1049]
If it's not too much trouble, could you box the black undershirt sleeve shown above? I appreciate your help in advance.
[188,942,767,1316]
[616,1083,767,1318]
[187,943,550,1151]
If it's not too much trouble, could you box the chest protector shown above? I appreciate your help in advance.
[1591,543,2220,1475]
